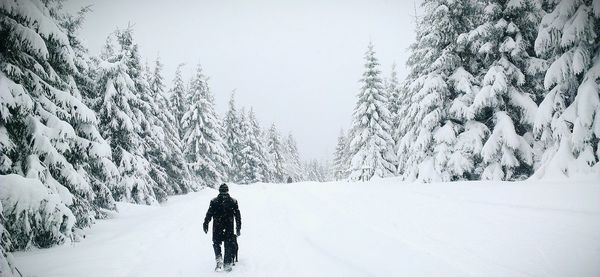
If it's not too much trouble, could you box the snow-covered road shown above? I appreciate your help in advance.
[13,179,600,277]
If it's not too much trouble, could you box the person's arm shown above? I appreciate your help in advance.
[234,200,241,236]
[203,200,214,234]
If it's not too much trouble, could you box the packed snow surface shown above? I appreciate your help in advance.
[13,178,600,277]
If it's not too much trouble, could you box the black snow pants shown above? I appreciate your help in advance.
[213,231,236,265]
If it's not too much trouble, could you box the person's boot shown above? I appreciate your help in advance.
[215,256,223,272]
[224,263,232,272]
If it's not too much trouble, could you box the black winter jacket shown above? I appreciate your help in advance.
[204,193,241,241]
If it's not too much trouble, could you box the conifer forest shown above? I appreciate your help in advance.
[1,0,599,276]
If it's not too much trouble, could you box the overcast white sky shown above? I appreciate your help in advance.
[65,0,419,161]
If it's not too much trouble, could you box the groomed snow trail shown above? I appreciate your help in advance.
[13,179,600,277]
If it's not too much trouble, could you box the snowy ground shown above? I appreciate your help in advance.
[13,178,600,277]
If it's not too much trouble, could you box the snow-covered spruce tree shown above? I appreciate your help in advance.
[465,0,542,180]
[0,0,116,248]
[342,128,354,176]
[1,199,18,277]
[95,29,161,205]
[394,81,414,176]
[304,160,320,182]
[246,108,271,182]
[386,65,416,177]
[347,43,396,181]
[181,64,229,187]
[384,62,405,175]
[265,123,286,182]
[398,0,484,182]
[138,61,171,202]
[386,63,401,133]
[60,6,119,219]
[223,93,244,183]
[237,109,252,184]
[148,57,165,96]
[150,58,191,194]
[445,66,489,180]
[144,56,193,194]
[323,159,334,181]
[238,108,273,184]
[303,159,332,182]
[332,129,349,180]
[283,133,303,182]
[169,63,187,139]
[533,0,600,178]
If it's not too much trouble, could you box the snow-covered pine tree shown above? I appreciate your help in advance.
[181,64,229,187]
[385,64,419,177]
[144,56,193,194]
[238,108,274,184]
[237,108,252,184]
[160,61,193,193]
[304,160,320,182]
[303,159,332,182]
[533,0,600,178]
[60,6,119,219]
[322,159,334,181]
[149,57,165,96]
[266,123,286,182]
[386,63,401,133]
[223,93,244,183]
[284,133,303,182]
[465,0,542,180]
[0,0,113,248]
[446,66,489,181]
[1,197,18,277]
[347,43,396,181]
[169,63,187,139]
[332,129,349,180]
[398,0,484,182]
[127,58,170,204]
[342,128,353,176]
[394,81,414,176]
[95,29,160,205]
[247,108,271,182]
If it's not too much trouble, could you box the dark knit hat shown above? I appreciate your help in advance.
[218,183,229,193]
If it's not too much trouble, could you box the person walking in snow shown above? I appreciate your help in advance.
[204,183,242,272]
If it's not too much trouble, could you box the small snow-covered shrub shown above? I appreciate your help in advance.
[0,174,75,250]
